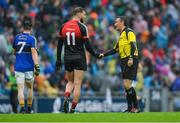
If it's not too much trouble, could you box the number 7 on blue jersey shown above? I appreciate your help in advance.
[17,42,26,53]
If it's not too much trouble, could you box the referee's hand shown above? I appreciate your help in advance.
[56,60,61,71]
[127,58,133,67]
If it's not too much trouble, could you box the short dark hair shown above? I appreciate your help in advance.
[23,16,32,30]
[116,16,128,26]
[71,7,85,16]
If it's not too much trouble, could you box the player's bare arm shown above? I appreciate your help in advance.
[31,48,40,76]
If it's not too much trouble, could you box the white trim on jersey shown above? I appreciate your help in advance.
[29,35,37,49]
[79,21,89,38]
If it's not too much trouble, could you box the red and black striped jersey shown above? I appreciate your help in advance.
[59,19,89,57]
[57,19,99,62]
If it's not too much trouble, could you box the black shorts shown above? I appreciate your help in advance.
[120,56,138,80]
[64,55,87,72]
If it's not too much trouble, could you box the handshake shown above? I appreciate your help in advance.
[96,53,104,59]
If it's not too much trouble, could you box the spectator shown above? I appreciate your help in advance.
[0,0,179,97]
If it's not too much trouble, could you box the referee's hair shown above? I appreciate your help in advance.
[23,16,32,30]
[116,16,128,26]
[71,7,86,16]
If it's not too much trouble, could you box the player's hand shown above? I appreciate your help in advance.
[34,64,40,76]
[99,53,104,59]
[56,60,61,71]
[127,57,133,67]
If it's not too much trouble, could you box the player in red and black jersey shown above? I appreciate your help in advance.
[56,7,100,113]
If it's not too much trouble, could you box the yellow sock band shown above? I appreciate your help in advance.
[20,101,24,107]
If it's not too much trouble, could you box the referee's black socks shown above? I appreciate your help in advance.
[125,87,138,109]
[125,88,132,111]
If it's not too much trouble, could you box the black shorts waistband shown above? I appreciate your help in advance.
[120,56,138,61]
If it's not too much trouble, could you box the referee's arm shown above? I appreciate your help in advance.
[128,32,137,57]
[103,42,118,57]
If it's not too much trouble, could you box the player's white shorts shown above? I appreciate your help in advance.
[15,71,34,84]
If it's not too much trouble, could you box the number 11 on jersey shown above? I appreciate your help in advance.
[66,32,75,45]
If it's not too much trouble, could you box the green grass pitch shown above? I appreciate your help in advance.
[0,112,180,122]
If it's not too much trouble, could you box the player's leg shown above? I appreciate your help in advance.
[70,69,84,113]
[17,83,25,113]
[25,82,33,113]
[25,71,34,113]
[65,71,74,98]
[15,71,25,113]
[63,71,74,113]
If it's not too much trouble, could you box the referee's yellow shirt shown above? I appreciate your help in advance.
[113,28,138,59]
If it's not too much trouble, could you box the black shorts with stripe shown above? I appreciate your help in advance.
[64,54,87,72]
[120,56,138,80]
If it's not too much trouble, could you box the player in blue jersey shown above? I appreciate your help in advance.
[13,17,40,113]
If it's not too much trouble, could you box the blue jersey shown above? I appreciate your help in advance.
[13,33,36,72]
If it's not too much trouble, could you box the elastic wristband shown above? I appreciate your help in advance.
[35,64,39,67]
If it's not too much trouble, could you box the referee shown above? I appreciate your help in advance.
[100,16,139,113]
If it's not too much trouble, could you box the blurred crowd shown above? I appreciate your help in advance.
[0,0,179,97]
